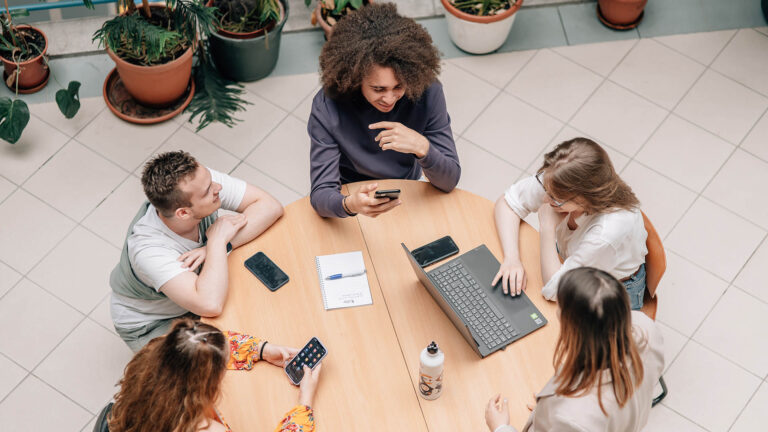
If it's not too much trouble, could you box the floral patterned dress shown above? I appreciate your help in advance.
[214,331,315,432]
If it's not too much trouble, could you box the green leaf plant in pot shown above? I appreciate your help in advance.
[92,0,250,130]
[441,0,523,55]
[0,4,84,144]
[208,0,288,82]
[306,0,372,40]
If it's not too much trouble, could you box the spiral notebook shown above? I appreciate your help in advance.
[315,251,372,310]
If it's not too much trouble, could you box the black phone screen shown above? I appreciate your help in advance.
[285,337,327,385]
[244,252,289,291]
[374,189,401,199]
[411,236,459,267]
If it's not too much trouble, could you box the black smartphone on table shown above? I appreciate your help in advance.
[244,252,289,291]
[374,189,401,200]
[285,337,328,385]
[411,235,459,267]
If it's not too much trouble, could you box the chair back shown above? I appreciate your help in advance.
[642,211,666,299]
[93,402,113,432]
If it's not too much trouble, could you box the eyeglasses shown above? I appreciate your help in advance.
[535,172,568,208]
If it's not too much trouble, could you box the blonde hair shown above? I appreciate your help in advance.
[538,138,639,214]
[553,267,644,415]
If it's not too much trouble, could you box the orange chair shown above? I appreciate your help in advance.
[640,211,667,407]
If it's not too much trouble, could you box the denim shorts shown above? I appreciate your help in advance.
[623,264,646,310]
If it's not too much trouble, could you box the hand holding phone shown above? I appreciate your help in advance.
[346,183,401,218]
[285,337,328,385]
[298,363,323,407]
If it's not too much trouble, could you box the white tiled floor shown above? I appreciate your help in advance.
[2,27,768,432]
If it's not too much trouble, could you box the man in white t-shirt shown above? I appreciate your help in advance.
[110,151,284,351]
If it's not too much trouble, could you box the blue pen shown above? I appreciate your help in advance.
[326,269,367,280]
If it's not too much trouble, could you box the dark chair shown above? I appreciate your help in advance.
[93,402,113,432]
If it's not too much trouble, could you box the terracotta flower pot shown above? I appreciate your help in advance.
[0,25,49,93]
[440,0,523,54]
[208,0,280,39]
[597,0,647,29]
[107,46,193,108]
[315,0,373,40]
[105,5,193,107]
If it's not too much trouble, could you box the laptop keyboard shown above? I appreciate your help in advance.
[431,261,519,349]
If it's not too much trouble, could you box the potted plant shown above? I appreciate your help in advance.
[440,0,522,54]
[0,6,82,143]
[596,0,647,30]
[307,0,372,40]
[92,0,249,129]
[208,0,288,82]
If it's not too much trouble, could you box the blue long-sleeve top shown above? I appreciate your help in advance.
[308,81,461,218]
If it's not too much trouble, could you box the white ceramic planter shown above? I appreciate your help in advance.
[441,0,523,55]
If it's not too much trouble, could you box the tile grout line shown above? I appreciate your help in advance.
[235,159,307,198]
[238,106,293,165]
[727,383,763,431]
[31,100,108,142]
[555,6,570,46]
[648,30,757,245]
[660,337,764,431]
[449,47,539,137]
[519,38,640,176]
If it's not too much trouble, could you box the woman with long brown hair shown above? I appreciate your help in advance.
[485,267,664,431]
[492,138,648,309]
[106,319,321,432]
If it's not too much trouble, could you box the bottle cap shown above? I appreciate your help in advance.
[427,341,438,354]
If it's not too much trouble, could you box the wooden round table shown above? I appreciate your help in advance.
[205,179,560,432]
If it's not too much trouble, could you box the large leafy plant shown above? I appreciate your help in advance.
[0,3,83,144]
[214,0,280,33]
[92,0,249,131]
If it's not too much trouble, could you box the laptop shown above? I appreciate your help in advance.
[402,243,547,358]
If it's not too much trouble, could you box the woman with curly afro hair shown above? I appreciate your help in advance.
[308,3,461,218]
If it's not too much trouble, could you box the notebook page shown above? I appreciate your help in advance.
[315,251,372,310]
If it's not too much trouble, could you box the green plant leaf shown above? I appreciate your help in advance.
[81,0,95,9]
[334,0,349,14]
[350,0,363,9]
[305,0,311,6]
[186,48,251,132]
[0,97,30,144]
[55,81,81,119]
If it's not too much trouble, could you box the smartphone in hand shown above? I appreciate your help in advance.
[285,337,328,385]
[374,189,401,200]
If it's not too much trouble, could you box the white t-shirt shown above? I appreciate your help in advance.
[504,176,648,300]
[110,168,247,328]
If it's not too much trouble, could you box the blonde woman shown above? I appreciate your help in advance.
[486,267,664,431]
[492,138,648,309]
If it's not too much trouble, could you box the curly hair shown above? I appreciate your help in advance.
[108,319,228,432]
[141,151,200,217]
[319,2,441,100]
[538,138,640,214]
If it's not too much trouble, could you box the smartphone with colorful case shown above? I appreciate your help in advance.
[285,337,328,385]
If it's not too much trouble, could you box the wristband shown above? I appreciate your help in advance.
[259,341,268,361]
[342,195,357,216]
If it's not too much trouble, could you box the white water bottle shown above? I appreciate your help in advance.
[419,341,444,400]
